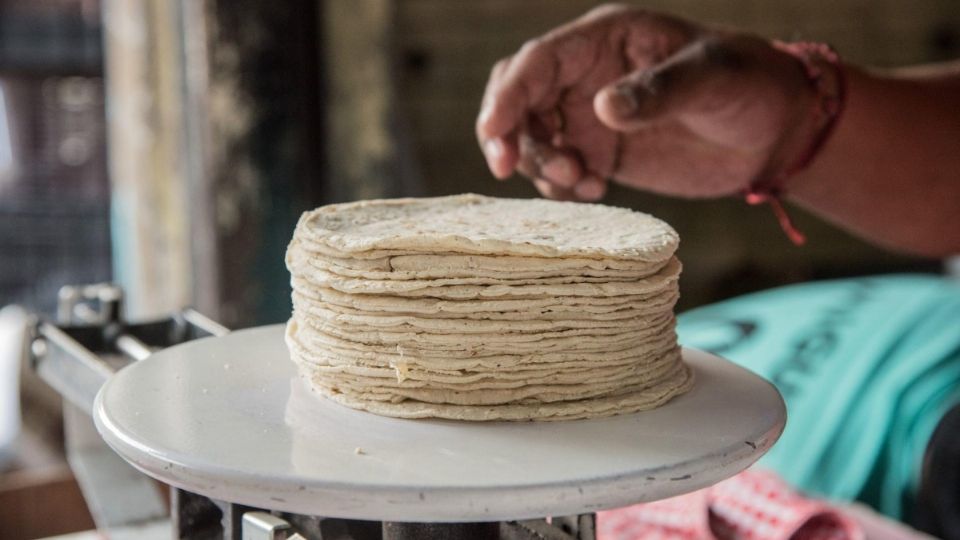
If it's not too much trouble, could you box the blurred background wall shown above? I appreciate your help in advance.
[2,0,956,329]
[0,0,106,316]
[0,1,957,537]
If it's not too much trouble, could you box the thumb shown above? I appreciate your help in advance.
[593,40,738,132]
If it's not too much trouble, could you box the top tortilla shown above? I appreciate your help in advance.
[297,194,678,262]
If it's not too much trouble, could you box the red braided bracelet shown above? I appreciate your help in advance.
[746,41,847,246]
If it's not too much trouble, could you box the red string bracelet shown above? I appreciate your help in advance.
[745,41,847,246]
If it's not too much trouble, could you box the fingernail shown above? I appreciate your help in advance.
[542,158,575,187]
[608,84,638,117]
[574,179,605,201]
[484,138,509,179]
[479,100,495,129]
[484,138,504,161]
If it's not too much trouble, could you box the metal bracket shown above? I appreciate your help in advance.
[29,283,228,411]
[28,283,229,539]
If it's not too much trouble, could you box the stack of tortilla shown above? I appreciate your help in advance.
[285,194,693,421]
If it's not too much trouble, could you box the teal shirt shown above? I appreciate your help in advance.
[677,275,960,519]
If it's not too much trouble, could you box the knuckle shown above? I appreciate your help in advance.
[586,3,637,20]
[697,37,748,72]
[643,67,672,95]
[517,38,543,58]
[491,57,510,77]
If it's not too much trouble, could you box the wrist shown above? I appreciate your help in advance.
[769,41,846,182]
[745,40,847,245]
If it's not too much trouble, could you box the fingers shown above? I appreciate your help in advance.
[476,5,630,142]
[476,40,556,144]
[594,37,740,132]
[517,132,607,201]
[477,57,518,142]
[479,59,519,178]
[517,133,583,188]
[573,175,608,200]
[483,134,519,180]
[476,4,698,181]
[533,175,608,202]
[532,178,576,201]
[532,177,608,204]
[477,17,611,172]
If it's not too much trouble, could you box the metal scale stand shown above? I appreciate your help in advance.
[30,283,786,540]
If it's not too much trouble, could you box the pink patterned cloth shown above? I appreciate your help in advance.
[598,470,864,540]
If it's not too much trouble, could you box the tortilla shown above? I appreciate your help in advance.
[297,194,678,261]
[285,195,691,421]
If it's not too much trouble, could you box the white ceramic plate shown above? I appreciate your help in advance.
[94,324,785,522]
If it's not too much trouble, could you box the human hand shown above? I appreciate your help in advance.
[476,4,818,201]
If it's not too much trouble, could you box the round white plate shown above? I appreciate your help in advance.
[94,324,785,522]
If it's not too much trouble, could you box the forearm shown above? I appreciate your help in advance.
[787,64,960,257]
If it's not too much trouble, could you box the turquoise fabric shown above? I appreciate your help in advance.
[676,275,960,520]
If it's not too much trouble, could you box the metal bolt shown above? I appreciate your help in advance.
[30,338,47,361]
